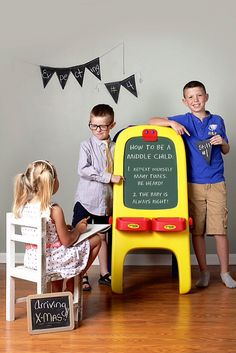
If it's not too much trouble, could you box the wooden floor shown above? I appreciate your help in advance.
[1,264,236,353]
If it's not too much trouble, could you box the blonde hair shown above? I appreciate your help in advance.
[12,160,56,218]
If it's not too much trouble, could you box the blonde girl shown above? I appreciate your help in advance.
[12,160,101,292]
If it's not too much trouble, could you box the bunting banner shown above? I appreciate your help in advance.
[40,66,56,88]
[105,74,138,103]
[195,139,212,164]
[38,42,139,104]
[70,64,86,87]
[104,81,121,103]
[40,57,101,89]
[120,75,138,97]
[55,68,71,89]
[85,57,101,81]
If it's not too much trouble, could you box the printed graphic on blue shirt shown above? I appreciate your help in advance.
[208,124,218,136]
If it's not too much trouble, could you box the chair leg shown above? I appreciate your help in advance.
[73,275,83,322]
[78,274,83,322]
[6,276,15,321]
[37,277,47,294]
[73,275,79,322]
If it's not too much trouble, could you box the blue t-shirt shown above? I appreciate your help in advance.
[168,112,228,184]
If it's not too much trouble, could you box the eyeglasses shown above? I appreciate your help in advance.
[88,123,111,131]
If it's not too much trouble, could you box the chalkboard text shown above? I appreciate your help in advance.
[124,137,178,209]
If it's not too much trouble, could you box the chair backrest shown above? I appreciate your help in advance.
[6,212,47,293]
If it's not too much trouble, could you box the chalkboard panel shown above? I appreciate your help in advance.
[124,136,177,209]
[27,292,74,334]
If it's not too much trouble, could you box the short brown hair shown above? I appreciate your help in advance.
[90,104,114,122]
[183,81,206,97]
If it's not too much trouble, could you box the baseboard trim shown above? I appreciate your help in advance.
[1,253,236,265]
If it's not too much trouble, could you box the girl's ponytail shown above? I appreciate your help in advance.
[12,173,28,217]
[37,169,54,212]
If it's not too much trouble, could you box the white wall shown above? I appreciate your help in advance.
[1,0,236,256]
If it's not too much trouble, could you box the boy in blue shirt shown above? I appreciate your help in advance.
[149,81,236,288]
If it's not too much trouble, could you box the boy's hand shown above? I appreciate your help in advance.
[210,135,230,155]
[170,121,190,136]
[210,134,224,145]
[111,175,125,184]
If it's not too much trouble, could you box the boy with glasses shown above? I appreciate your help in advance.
[72,104,124,290]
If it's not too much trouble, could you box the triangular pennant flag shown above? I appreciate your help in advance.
[120,74,138,97]
[70,65,86,87]
[40,66,56,88]
[195,139,212,164]
[55,68,71,89]
[85,57,101,80]
[105,81,121,103]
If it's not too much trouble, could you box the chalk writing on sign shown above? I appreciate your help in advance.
[27,292,74,334]
[124,137,178,209]
[195,139,212,164]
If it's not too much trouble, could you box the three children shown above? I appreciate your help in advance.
[13,83,235,292]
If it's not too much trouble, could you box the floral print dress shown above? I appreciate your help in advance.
[22,202,90,280]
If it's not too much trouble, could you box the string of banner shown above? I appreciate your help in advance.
[40,42,138,104]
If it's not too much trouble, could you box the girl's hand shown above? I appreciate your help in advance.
[77,217,90,234]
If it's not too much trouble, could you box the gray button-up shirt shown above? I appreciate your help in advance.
[74,135,115,216]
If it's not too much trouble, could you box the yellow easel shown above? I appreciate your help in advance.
[111,125,191,294]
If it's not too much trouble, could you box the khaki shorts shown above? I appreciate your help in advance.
[188,182,228,236]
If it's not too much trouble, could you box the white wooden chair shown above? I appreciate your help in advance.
[6,212,83,323]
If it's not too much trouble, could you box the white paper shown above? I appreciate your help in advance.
[74,224,111,244]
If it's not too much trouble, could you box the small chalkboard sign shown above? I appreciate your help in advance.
[27,292,74,334]
[195,139,212,164]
